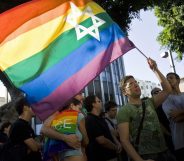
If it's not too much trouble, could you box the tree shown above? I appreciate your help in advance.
[94,0,161,32]
[155,1,184,59]
[95,0,184,59]
[0,0,162,32]
[1,0,184,57]
[0,0,30,13]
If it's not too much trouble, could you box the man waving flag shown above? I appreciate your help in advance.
[0,0,134,120]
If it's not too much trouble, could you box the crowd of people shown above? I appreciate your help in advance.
[0,58,183,161]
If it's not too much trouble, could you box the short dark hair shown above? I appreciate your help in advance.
[105,101,117,112]
[14,96,29,115]
[84,95,96,112]
[0,121,11,132]
[70,98,81,106]
[166,72,180,81]
[61,98,82,111]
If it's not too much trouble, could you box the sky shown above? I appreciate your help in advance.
[0,82,6,97]
[0,9,184,97]
[123,10,184,84]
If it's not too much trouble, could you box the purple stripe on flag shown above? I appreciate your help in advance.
[32,37,134,120]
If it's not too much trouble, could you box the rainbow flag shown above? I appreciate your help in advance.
[0,0,134,120]
[51,109,78,134]
[43,110,78,160]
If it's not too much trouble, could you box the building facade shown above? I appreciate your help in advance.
[180,78,184,92]
[137,79,161,98]
[83,57,126,106]
[0,97,6,106]
[0,81,8,106]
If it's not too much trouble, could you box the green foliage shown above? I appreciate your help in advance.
[95,0,184,59]
[0,0,31,13]
[155,1,184,59]
[95,0,161,32]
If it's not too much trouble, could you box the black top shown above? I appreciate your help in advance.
[156,105,170,132]
[8,118,41,161]
[0,131,8,144]
[85,113,116,161]
[9,118,35,144]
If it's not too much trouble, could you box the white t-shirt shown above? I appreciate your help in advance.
[163,93,184,150]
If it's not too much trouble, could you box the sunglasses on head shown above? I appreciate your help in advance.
[153,90,161,95]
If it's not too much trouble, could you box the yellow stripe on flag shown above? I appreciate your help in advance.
[0,2,105,71]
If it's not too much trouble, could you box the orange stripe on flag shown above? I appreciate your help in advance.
[0,0,91,43]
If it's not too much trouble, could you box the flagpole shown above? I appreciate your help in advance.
[135,46,148,59]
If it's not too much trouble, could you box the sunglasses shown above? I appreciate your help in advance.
[153,90,161,95]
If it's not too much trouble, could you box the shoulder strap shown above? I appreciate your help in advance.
[105,117,115,129]
[135,101,146,150]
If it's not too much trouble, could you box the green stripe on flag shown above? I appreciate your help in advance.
[5,13,113,87]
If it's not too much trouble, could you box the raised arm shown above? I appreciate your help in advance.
[148,58,172,108]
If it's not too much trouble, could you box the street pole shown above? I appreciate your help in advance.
[168,50,176,73]
[6,88,8,103]
[160,50,176,73]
